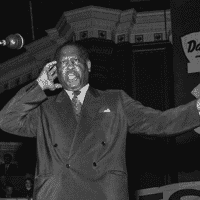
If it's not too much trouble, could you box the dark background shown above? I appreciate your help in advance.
[0,0,170,63]
[1,0,200,198]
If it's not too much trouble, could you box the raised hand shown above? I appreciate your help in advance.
[37,61,62,91]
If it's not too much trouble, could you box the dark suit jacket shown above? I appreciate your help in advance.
[0,163,18,176]
[19,187,33,198]
[0,81,200,200]
[0,187,21,198]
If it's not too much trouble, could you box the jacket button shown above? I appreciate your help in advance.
[66,164,70,168]
[53,144,58,147]
[101,141,106,146]
[93,162,97,167]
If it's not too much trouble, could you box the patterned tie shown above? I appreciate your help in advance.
[71,90,82,121]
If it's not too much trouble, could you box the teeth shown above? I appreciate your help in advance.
[68,74,77,80]
[68,73,75,77]
[69,76,76,80]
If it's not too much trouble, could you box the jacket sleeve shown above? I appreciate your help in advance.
[120,90,200,135]
[0,80,48,137]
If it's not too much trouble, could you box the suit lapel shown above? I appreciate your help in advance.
[68,86,102,158]
[55,89,78,143]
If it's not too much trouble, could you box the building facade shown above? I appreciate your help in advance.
[0,5,171,93]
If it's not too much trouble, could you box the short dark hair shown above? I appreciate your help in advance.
[25,178,33,184]
[53,41,90,65]
[6,182,13,188]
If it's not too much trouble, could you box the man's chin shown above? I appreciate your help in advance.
[64,79,82,90]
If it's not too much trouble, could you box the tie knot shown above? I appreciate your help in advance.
[73,90,81,96]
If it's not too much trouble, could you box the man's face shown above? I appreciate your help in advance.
[57,45,90,91]
[4,156,11,164]
[6,186,13,195]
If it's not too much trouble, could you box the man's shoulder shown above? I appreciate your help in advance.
[97,88,122,95]
[96,88,124,102]
[10,163,18,168]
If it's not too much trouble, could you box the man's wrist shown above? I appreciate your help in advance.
[37,79,45,90]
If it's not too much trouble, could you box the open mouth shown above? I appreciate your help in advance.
[68,74,77,80]
[66,72,80,83]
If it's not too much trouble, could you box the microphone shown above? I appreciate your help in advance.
[0,33,24,49]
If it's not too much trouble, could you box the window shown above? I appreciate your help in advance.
[98,30,107,39]
[117,34,125,43]
[80,31,88,40]
[135,35,143,43]
[154,33,163,41]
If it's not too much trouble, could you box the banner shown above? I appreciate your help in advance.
[136,181,200,200]
[170,0,200,106]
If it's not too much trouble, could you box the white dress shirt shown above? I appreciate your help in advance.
[65,84,89,105]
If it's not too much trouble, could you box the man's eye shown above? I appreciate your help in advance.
[73,59,79,64]
[62,60,78,64]
[61,61,68,65]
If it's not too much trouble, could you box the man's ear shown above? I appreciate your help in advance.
[86,60,91,72]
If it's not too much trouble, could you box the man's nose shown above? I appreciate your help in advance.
[67,65,77,72]
[68,64,74,69]
[68,59,75,65]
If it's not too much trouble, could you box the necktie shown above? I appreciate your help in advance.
[71,90,82,121]
[5,165,8,175]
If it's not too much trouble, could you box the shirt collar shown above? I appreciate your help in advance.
[65,84,89,104]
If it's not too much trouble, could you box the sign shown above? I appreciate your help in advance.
[181,31,200,134]
[171,0,200,134]
[181,31,200,74]
[136,181,200,200]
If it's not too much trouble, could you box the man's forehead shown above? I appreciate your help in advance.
[60,46,79,57]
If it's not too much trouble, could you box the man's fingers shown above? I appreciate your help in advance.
[51,73,57,80]
[49,60,57,66]
[45,61,57,70]
[50,84,62,90]
[55,84,62,89]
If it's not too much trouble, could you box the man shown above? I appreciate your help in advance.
[0,175,7,198]
[0,41,200,200]
[0,153,18,176]
[1,182,19,198]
